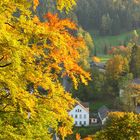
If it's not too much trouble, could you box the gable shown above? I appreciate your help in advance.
[69,104,89,114]
[98,106,109,120]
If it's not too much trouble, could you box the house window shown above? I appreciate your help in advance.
[75,115,78,118]
[79,121,82,125]
[84,114,86,119]
[75,121,77,125]
[79,114,82,119]
[84,121,86,125]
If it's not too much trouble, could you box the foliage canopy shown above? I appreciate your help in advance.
[0,0,90,139]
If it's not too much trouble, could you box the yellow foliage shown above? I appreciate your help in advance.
[92,56,101,63]
[0,0,90,139]
[57,0,77,12]
[106,55,129,80]
[94,112,140,140]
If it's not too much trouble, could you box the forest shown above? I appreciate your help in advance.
[37,0,140,35]
[76,0,140,35]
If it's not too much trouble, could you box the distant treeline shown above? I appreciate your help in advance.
[76,0,140,35]
[36,0,140,36]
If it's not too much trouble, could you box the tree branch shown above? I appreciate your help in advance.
[0,63,12,68]
[5,22,15,29]
[0,56,4,61]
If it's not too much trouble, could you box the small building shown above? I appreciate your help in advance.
[89,113,98,124]
[69,100,89,126]
[90,62,106,72]
[132,78,140,85]
[136,106,140,114]
[98,105,109,125]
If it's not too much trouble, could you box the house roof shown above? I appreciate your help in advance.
[136,106,140,114]
[91,62,106,69]
[98,105,109,120]
[80,102,89,108]
[76,101,89,112]
[73,98,89,113]
[90,112,98,118]
[132,78,140,85]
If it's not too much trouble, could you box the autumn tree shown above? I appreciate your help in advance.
[120,83,140,112]
[108,46,131,60]
[0,0,90,139]
[78,27,94,60]
[106,55,129,80]
[94,112,140,140]
[105,55,129,94]
[130,45,140,78]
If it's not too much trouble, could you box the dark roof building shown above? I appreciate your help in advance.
[98,105,109,125]
[132,78,140,85]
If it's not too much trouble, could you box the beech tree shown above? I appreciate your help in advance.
[0,0,90,139]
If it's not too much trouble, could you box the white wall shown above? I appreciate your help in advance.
[119,89,124,97]
[69,105,89,126]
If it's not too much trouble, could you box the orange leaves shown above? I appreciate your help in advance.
[33,15,40,24]
[31,13,90,89]
[83,137,93,140]
[33,0,39,10]
[76,133,81,140]
[44,12,77,30]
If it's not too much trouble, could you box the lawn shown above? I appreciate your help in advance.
[98,55,112,62]
[89,29,140,55]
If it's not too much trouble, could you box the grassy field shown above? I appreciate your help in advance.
[89,29,140,55]
[98,55,112,62]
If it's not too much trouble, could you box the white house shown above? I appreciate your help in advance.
[69,101,89,126]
